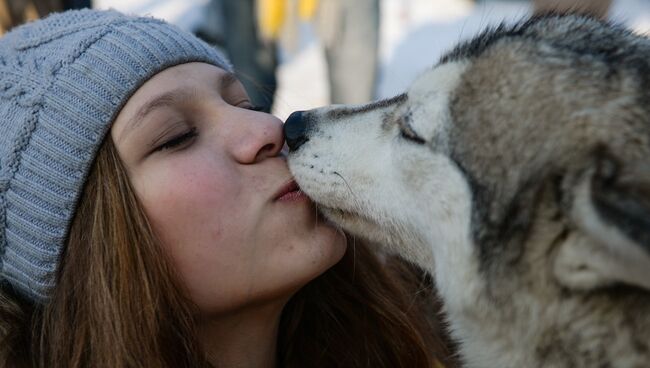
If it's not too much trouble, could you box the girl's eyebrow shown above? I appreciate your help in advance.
[117,87,197,144]
[117,71,238,143]
[219,71,239,91]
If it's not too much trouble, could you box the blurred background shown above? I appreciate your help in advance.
[3,0,650,120]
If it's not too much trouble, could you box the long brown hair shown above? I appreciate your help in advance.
[0,137,456,367]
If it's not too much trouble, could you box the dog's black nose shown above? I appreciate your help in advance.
[284,111,309,151]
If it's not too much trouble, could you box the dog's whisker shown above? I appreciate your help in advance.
[351,235,357,280]
[332,171,364,211]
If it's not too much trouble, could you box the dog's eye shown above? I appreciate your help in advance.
[399,126,426,144]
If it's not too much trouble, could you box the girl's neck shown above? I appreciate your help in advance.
[198,301,286,368]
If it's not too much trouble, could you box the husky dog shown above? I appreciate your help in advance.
[284,14,650,368]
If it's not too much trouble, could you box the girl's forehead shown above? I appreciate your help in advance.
[111,63,236,138]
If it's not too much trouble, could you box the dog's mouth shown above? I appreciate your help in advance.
[317,204,408,248]
[317,205,381,231]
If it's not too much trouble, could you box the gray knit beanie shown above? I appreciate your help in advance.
[0,9,232,302]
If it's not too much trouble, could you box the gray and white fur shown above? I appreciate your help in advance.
[285,14,650,368]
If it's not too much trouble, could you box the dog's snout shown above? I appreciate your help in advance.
[284,111,309,151]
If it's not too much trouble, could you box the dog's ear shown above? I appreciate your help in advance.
[554,152,650,291]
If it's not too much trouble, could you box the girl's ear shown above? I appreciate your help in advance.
[554,152,650,291]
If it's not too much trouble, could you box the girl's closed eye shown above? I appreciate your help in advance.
[150,103,260,154]
[233,98,264,112]
[154,127,198,152]
[245,105,265,112]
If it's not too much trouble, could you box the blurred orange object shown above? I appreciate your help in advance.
[257,0,319,41]
[257,0,286,40]
[298,0,318,20]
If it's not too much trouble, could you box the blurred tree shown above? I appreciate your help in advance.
[195,0,279,113]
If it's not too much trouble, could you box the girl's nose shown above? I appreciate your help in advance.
[230,109,285,164]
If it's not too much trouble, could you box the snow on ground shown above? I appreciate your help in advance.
[93,0,650,120]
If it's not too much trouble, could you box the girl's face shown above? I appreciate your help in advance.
[110,62,346,315]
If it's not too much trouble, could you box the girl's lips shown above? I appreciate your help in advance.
[277,189,308,202]
[274,180,309,202]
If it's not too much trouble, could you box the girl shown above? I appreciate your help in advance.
[0,9,453,368]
